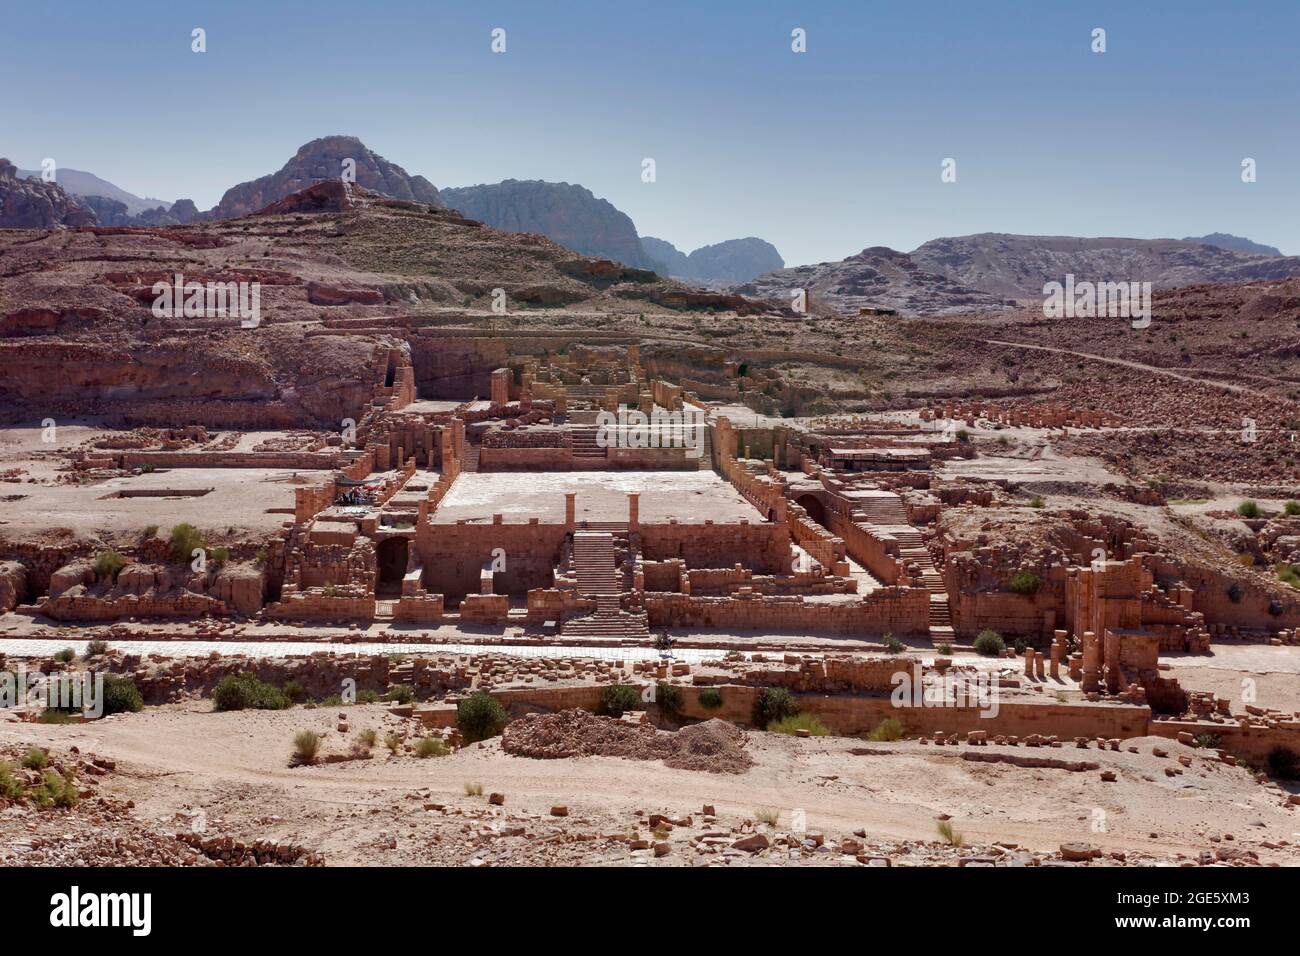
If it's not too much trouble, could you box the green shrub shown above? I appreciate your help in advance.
[1028,496,1045,508]
[383,732,403,754]
[414,737,449,758]
[1236,500,1261,519]
[697,688,723,710]
[865,717,904,742]
[0,762,23,800]
[974,630,1005,657]
[457,691,507,743]
[357,689,381,704]
[53,647,75,664]
[281,679,307,703]
[356,728,378,749]
[22,747,47,771]
[1194,733,1222,749]
[212,673,290,711]
[254,547,269,566]
[93,550,127,580]
[1285,501,1300,516]
[209,546,231,565]
[141,524,159,540]
[32,769,78,809]
[597,684,642,718]
[464,781,484,796]
[882,632,904,654]
[936,819,964,847]
[84,640,109,658]
[1267,746,1300,780]
[385,684,414,705]
[768,712,830,736]
[37,710,76,724]
[753,687,799,728]
[936,642,953,655]
[1006,571,1041,595]
[101,676,143,715]
[1277,564,1300,589]
[169,523,206,563]
[654,681,683,716]
[293,730,321,764]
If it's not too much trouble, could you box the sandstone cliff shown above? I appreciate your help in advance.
[0,159,98,228]
[209,136,441,220]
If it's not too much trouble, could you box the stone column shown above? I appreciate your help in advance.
[565,493,576,529]
[1081,630,1101,693]
[628,493,639,530]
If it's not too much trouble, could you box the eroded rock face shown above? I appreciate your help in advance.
[0,561,26,611]
[210,136,441,220]
[210,564,266,617]
[0,159,98,228]
[442,179,659,270]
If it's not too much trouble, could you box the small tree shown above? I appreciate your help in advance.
[654,681,683,717]
[1006,571,1041,595]
[93,550,127,581]
[169,523,206,564]
[753,687,799,729]
[102,676,143,715]
[457,691,507,743]
[974,630,1005,657]
[597,684,641,718]
[697,688,723,710]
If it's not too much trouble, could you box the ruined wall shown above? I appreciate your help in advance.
[638,520,788,573]
[415,521,566,603]
[643,586,929,637]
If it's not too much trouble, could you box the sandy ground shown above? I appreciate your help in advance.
[431,471,762,524]
[2,702,1296,866]
[0,425,328,538]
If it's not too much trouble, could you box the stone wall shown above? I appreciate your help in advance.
[643,586,929,637]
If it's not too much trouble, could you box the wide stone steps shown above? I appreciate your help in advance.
[572,532,620,594]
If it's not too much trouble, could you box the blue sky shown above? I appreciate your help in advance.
[4,0,1298,264]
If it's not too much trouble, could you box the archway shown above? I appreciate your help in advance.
[376,538,409,595]
[796,494,828,529]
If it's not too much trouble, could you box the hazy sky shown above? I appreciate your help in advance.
[5,0,1298,264]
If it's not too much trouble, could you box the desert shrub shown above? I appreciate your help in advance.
[32,770,78,809]
[597,683,642,718]
[293,730,321,764]
[1194,733,1222,749]
[169,523,206,564]
[84,640,109,658]
[102,676,143,715]
[93,550,127,580]
[697,688,723,710]
[254,547,269,566]
[1028,496,1045,508]
[53,647,75,664]
[357,689,381,704]
[0,762,23,800]
[936,819,964,847]
[356,728,378,749]
[212,673,290,712]
[865,717,904,742]
[1236,500,1261,519]
[654,681,683,717]
[317,694,343,707]
[1006,571,1041,595]
[383,732,403,754]
[1286,501,1300,516]
[1277,564,1300,589]
[464,781,484,796]
[281,679,307,703]
[141,524,159,540]
[768,712,830,736]
[457,691,507,743]
[414,737,449,758]
[882,633,904,654]
[209,546,231,565]
[37,710,76,724]
[754,807,779,827]
[385,684,414,705]
[1012,636,1029,654]
[1267,746,1300,780]
[22,747,47,771]
[753,687,799,728]
[974,630,1005,657]
[936,642,953,655]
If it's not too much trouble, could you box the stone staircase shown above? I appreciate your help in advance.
[461,442,480,473]
[562,531,649,639]
[858,490,954,644]
[570,425,605,462]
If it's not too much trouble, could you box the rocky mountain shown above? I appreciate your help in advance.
[738,246,1013,316]
[909,233,1300,302]
[441,180,657,270]
[0,159,98,228]
[208,136,441,221]
[16,166,169,216]
[1182,233,1282,258]
[640,236,784,283]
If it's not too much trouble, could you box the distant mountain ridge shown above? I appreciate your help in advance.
[640,236,784,283]
[16,166,170,216]
[1182,232,1282,258]
[441,180,657,270]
